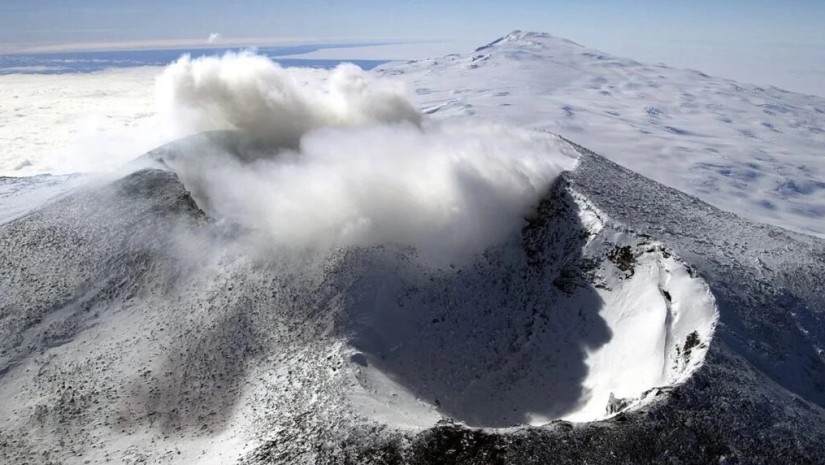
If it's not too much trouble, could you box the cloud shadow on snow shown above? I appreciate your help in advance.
[133,301,261,434]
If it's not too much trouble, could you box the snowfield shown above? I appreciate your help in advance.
[1,31,824,464]
[382,31,825,238]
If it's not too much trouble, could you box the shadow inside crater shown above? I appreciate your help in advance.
[334,179,613,427]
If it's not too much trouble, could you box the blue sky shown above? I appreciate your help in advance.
[1,0,824,94]
[2,0,823,47]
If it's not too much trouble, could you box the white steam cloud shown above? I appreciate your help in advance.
[155,53,578,262]
[156,52,421,149]
[207,33,221,44]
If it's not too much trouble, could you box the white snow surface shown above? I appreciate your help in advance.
[379,31,825,238]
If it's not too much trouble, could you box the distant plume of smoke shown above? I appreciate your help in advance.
[154,53,577,262]
[207,33,221,44]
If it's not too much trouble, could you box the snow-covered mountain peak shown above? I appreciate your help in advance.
[386,32,825,239]
[475,30,584,53]
[503,30,550,40]
[506,30,583,47]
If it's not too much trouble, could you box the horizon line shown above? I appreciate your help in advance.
[0,35,415,55]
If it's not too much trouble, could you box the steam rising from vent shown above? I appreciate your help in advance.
[154,53,578,262]
[156,52,421,149]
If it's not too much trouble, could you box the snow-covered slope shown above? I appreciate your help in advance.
[1,131,823,464]
[381,31,825,238]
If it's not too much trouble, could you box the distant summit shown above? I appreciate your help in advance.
[390,31,825,239]
[476,30,583,52]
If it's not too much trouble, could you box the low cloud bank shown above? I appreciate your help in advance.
[155,53,577,262]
